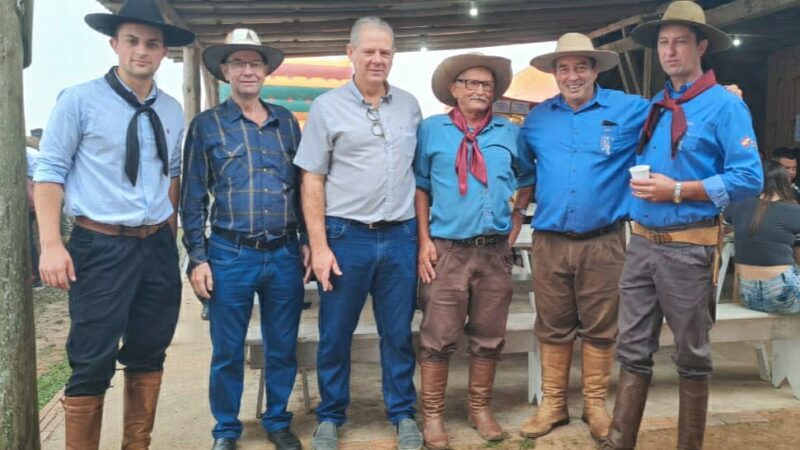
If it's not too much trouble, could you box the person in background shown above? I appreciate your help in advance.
[772,147,799,202]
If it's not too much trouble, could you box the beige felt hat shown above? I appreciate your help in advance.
[431,53,512,106]
[630,1,732,52]
[202,28,285,82]
[530,33,620,73]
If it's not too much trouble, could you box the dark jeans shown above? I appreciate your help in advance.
[315,216,419,425]
[64,225,181,397]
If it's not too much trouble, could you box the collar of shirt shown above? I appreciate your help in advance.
[220,97,281,127]
[552,83,609,113]
[665,78,696,97]
[345,78,393,105]
[113,69,157,102]
[441,112,507,132]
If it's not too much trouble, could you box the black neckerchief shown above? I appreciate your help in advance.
[104,66,168,186]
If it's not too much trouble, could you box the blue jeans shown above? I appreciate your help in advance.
[315,217,419,425]
[208,233,304,439]
[739,266,800,314]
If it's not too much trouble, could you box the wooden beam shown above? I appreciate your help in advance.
[202,67,220,110]
[152,0,205,52]
[183,46,201,123]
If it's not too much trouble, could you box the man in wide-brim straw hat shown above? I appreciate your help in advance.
[512,31,652,443]
[603,2,763,449]
[182,28,307,450]
[414,52,531,449]
[33,0,194,448]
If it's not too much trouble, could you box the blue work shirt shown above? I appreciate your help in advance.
[34,73,184,226]
[415,113,528,240]
[631,80,763,228]
[519,85,649,233]
[181,99,303,267]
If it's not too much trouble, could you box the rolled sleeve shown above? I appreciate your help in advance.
[701,174,729,208]
[179,119,211,267]
[515,122,537,188]
[714,100,764,206]
[169,127,184,178]
[293,100,332,174]
[34,89,82,184]
[414,122,432,192]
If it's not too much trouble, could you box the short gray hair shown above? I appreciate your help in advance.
[349,17,395,49]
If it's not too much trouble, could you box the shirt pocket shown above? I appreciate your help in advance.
[394,125,418,162]
[210,143,249,179]
[678,122,715,154]
[484,143,514,182]
[594,122,635,155]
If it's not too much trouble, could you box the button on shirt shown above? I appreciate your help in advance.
[630,81,763,228]
[415,114,527,239]
[181,99,303,267]
[519,86,649,233]
[293,81,421,222]
[34,75,183,226]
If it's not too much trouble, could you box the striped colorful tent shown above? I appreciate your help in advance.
[219,56,352,128]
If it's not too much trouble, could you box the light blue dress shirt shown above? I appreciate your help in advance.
[415,113,528,240]
[630,81,764,228]
[519,86,649,233]
[35,73,184,226]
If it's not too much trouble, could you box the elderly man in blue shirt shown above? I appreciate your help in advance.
[414,53,530,449]
[181,29,307,450]
[603,2,763,450]
[33,1,194,448]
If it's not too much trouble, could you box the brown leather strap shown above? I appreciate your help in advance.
[74,216,166,239]
[631,222,718,246]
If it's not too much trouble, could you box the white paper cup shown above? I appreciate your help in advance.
[629,165,651,180]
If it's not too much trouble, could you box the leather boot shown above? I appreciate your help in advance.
[122,371,163,450]
[467,357,505,441]
[581,342,614,440]
[63,394,105,450]
[519,342,572,438]
[604,369,649,450]
[677,377,709,450]
[420,361,450,449]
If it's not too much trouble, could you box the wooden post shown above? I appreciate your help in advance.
[183,46,201,125]
[0,0,42,448]
[202,67,220,109]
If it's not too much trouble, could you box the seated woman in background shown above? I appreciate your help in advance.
[725,160,800,314]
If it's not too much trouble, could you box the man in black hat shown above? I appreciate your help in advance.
[33,1,194,448]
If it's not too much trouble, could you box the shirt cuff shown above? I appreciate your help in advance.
[187,253,209,275]
[293,157,328,175]
[702,175,730,208]
[415,176,431,192]
[516,174,536,188]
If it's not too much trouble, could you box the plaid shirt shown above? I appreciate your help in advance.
[181,99,303,268]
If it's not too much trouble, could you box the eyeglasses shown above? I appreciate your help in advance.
[366,107,384,137]
[225,60,267,72]
[456,78,496,91]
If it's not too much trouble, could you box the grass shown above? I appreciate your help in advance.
[37,358,71,410]
[518,438,536,449]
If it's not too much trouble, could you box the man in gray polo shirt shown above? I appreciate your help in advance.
[293,16,423,450]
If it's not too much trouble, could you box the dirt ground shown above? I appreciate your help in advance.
[33,286,69,377]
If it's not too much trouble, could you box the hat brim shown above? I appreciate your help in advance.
[85,13,195,47]
[630,19,732,53]
[202,44,285,82]
[530,50,619,73]
[431,54,512,107]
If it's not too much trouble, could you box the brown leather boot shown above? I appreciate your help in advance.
[581,342,614,440]
[122,371,163,450]
[604,369,649,450]
[63,394,105,450]
[467,357,505,441]
[420,361,450,449]
[519,342,572,438]
[677,377,709,450]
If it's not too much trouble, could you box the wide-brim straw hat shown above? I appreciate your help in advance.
[202,28,285,82]
[530,33,619,73]
[431,53,512,106]
[85,0,195,47]
[631,1,732,52]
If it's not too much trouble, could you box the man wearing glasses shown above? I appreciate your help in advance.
[294,16,423,450]
[181,29,307,450]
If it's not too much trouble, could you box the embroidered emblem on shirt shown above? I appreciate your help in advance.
[741,136,752,148]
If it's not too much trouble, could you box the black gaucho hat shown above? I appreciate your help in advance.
[85,0,195,47]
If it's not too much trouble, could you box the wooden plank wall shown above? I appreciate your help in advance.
[766,43,800,153]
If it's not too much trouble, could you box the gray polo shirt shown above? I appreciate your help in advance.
[294,81,421,223]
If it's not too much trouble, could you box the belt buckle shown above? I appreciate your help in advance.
[474,236,486,248]
[368,222,380,230]
[564,231,578,239]
[135,227,149,239]
[647,229,672,244]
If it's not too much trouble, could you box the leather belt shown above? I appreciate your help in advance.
[354,220,406,230]
[546,221,623,240]
[632,222,718,246]
[212,227,294,251]
[455,234,506,248]
[75,216,166,239]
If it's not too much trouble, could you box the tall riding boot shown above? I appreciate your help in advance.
[63,394,105,450]
[581,342,614,440]
[122,371,163,450]
[677,377,709,450]
[520,342,572,438]
[467,357,505,441]
[420,361,450,450]
[603,369,650,450]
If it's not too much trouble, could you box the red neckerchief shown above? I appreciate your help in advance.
[449,107,492,195]
[637,70,718,158]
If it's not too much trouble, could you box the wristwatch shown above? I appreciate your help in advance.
[672,182,683,204]
[513,207,527,218]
